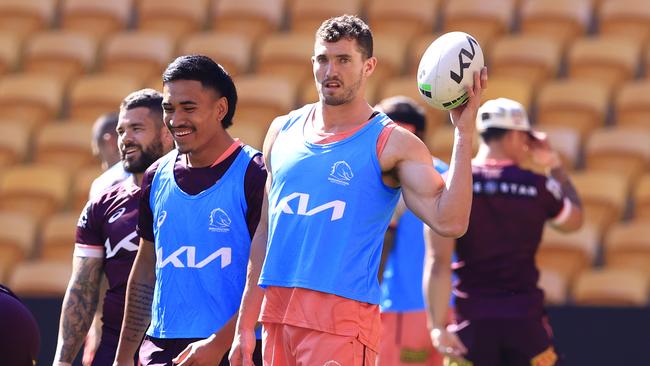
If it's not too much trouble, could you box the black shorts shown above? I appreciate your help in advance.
[139,335,263,366]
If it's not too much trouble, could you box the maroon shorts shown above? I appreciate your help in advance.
[91,327,139,366]
[454,317,558,366]
[139,335,263,366]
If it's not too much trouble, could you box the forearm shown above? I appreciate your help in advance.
[549,166,582,209]
[435,130,474,237]
[114,267,155,361]
[55,258,103,363]
[424,258,453,330]
[235,233,267,333]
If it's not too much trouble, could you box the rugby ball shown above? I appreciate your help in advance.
[416,32,484,111]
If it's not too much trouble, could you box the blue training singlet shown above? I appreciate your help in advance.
[259,104,401,304]
[380,159,449,312]
[147,146,258,338]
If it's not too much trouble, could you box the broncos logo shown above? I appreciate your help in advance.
[328,161,354,186]
[209,208,231,232]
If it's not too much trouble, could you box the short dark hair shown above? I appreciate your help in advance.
[162,55,237,129]
[316,15,373,59]
[92,112,119,143]
[375,96,426,138]
[480,127,511,143]
[120,88,164,127]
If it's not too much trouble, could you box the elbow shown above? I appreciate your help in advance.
[433,222,468,238]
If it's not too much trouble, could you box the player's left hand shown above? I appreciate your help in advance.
[172,335,227,366]
[449,66,488,134]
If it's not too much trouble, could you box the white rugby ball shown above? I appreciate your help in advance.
[416,32,484,111]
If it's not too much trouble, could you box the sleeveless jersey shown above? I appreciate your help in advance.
[259,104,401,304]
[147,146,258,338]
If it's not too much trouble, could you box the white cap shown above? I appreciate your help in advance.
[476,98,531,132]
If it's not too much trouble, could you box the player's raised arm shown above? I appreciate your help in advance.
[113,238,156,366]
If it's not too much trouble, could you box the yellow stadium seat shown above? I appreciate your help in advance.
[537,267,569,305]
[61,0,132,40]
[489,35,562,87]
[179,32,254,77]
[567,36,641,90]
[373,33,409,84]
[599,0,650,44]
[8,260,72,297]
[72,166,103,212]
[0,74,64,127]
[614,81,650,130]
[520,0,592,48]
[634,174,650,220]
[138,0,208,38]
[101,31,175,81]
[212,0,284,41]
[573,268,648,306]
[481,76,534,111]
[407,33,442,75]
[536,126,580,170]
[289,0,363,35]
[68,73,142,121]
[33,122,96,171]
[0,121,31,168]
[0,164,71,222]
[442,0,516,50]
[0,33,20,75]
[536,80,610,139]
[0,211,38,283]
[40,212,79,262]
[536,223,599,282]
[376,76,449,131]
[255,33,314,85]
[229,120,268,151]
[235,75,298,124]
[585,127,650,185]
[604,220,650,279]
[367,0,440,39]
[0,0,56,38]
[571,171,629,234]
[23,31,98,84]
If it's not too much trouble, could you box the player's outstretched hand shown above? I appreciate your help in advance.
[228,328,257,366]
[431,325,468,358]
[450,66,488,134]
[172,335,227,366]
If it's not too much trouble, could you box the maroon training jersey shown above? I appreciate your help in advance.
[137,145,267,243]
[454,160,566,320]
[75,178,141,333]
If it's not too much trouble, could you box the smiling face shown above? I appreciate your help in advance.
[117,106,165,174]
[162,79,228,157]
[312,38,375,106]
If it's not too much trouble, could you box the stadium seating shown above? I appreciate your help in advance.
[573,268,649,306]
[235,75,298,124]
[68,74,142,121]
[442,0,515,50]
[366,0,440,39]
[211,0,284,41]
[33,122,96,171]
[255,33,315,85]
[61,0,132,40]
[179,32,254,77]
[71,166,103,212]
[40,212,79,262]
[537,223,599,283]
[0,0,56,39]
[489,35,562,87]
[101,31,175,81]
[229,120,267,151]
[584,127,650,185]
[0,211,38,283]
[519,0,592,48]
[23,31,98,84]
[537,126,581,170]
[634,174,650,220]
[598,0,650,44]
[604,220,650,279]
[0,164,71,223]
[0,121,31,168]
[0,33,20,76]
[0,74,64,127]
[536,80,610,139]
[289,0,364,35]
[571,171,629,234]
[8,260,72,297]
[373,34,409,85]
[138,0,209,39]
[614,81,650,130]
[481,76,534,111]
[407,33,441,75]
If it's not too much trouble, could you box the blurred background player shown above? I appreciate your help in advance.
[375,96,448,366]
[53,89,174,366]
[113,55,266,366]
[0,284,40,366]
[229,15,485,366]
[90,112,132,198]
[427,98,583,366]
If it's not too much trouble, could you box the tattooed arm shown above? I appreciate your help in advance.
[113,238,156,365]
[53,255,104,365]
